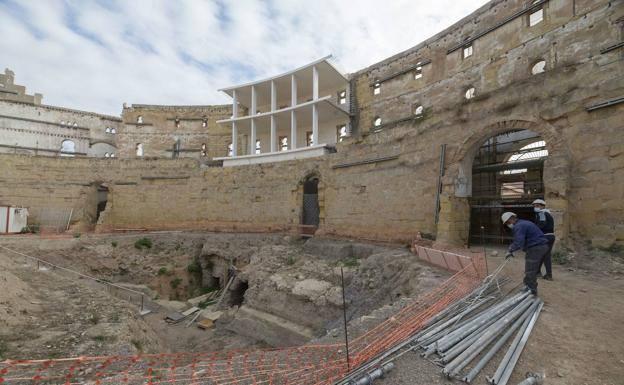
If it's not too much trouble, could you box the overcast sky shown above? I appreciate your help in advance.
[0,0,489,116]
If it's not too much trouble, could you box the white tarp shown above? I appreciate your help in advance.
[0,207,29,233]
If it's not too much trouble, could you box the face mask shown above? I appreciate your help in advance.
[534,207,541,213]
[507,224,514,229]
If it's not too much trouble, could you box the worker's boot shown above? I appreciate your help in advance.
[542,274,553,281]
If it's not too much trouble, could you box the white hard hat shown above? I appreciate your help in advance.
[532,199,546,206]
[501,212,517,224]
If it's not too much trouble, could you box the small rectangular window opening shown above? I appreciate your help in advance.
[255,140,261,154]
[337,125,348,142]
[463,45,473,59]
[338,90,347,105]
[373,82,381,95]
[414,63,423,79]
[306,131,314,147]
[529,8,543,26]
[227,143,233,156]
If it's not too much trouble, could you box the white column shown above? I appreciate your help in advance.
[231,90,238,157]
[232,90,238,118]
[312,65,319,146]
[232,122,238,156]
[312,104,318,146]
[312,65,319,100]
[270,80,277,152]
[250,85,257,154]
[250,119,256,154]
[250,85,257,115]
[291,74,298,150]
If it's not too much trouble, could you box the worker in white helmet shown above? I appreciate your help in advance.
[532,199,555,280]
[501,211,549,295]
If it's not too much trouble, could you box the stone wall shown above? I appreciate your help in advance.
[118,104,235,159]
[0,68,42,105]
[0,0,622,248]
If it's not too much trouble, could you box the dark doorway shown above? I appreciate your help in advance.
[302,177,320,227]
[469,130,548,245]
[96,184,109,222]
[228,280,248,307]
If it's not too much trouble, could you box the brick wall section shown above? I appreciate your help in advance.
[118,104,236,159]
[0,0,622,247]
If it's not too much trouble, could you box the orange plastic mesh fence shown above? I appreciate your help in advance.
[0,248,486,385]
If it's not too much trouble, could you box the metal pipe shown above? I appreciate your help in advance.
[437,292,530,352]
[349,362,395,385]
[497,302,544,385]
[444,297,536,376]
[417,297,492,343]
[463,300,540,383]
[489,300,542,384]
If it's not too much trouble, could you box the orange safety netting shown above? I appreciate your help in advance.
[0,248,486,385]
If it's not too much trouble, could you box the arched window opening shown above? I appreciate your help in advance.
[531,60,546,75]
[465,87,476,100]
[469,129,547,246]
[73,122,78,127]
[337,125,348,142]
[60,120,66,126]
[60,139,75,157]
[414,62,423,79]
[105,127,111,133]
[104,152,110,158]
[136,143,144,157]
[373,117,382,127]
[111,128,116,134]
[414,105,424,118]
[373,82,381,95]
[338,90,347,105]
[110,153,115,158]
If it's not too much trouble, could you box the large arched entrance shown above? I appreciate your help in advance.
[435,119,570,248]
[469,130,548,245]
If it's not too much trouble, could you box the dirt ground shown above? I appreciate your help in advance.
[379,247,624,385]
[1,233,623,385]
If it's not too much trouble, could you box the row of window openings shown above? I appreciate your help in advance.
[60,121,78,127]
[373,59,546,101]
[226,125,349,156]
[105,127,116,134]
[372,5,544,96]
[135,115,208,128]
[135,143,210,157]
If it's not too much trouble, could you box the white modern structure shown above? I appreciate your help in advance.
[215,56,351,166]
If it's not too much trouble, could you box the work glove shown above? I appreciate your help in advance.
[505,252,514,260]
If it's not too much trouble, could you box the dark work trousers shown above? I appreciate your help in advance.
[524,244,549,294]
[540,234,555,276]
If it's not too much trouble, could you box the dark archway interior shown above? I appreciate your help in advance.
[469,130,547,245]
[228,280,248,307]
[96,184,109,222]
[302,177,320,226]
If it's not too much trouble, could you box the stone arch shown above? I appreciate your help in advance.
[436,118,571,247]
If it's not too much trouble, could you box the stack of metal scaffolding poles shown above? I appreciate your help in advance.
[463,300,541,383]
[335,273,508,385]
[442,297,539,377]
[489,301,544,385]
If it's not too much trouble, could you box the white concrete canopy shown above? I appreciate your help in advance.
[219,56,349,112]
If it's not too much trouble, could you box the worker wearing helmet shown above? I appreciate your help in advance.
[501,212,549,296]
[532,199,555,280]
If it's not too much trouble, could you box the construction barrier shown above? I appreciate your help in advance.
[0,248,487,385]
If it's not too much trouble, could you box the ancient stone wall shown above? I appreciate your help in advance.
[0,68,42,105]
[118,104,235,159]
[0,0,622,248]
